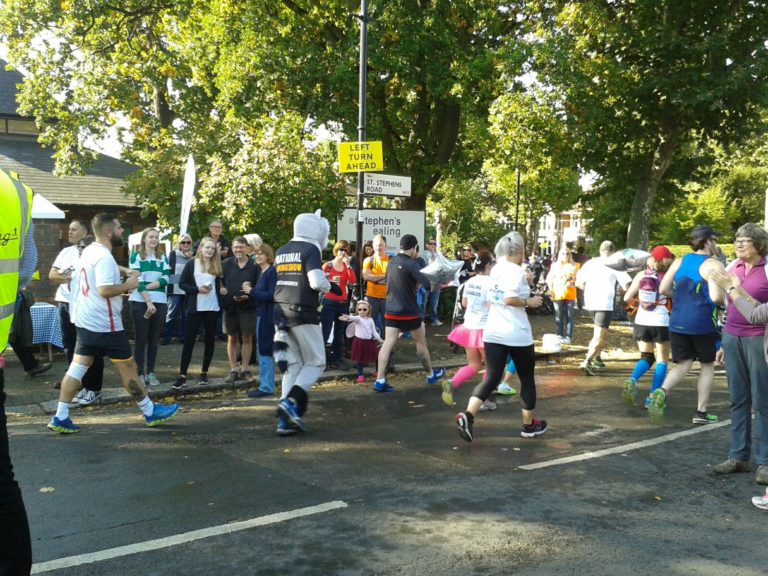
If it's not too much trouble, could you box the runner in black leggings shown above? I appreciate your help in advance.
[456,231,547,442]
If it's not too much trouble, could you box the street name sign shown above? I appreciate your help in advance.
[363,173,411,197]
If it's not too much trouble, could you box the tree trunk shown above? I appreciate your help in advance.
[626,122,679,249]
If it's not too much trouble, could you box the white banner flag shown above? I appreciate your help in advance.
[180,154,196,236]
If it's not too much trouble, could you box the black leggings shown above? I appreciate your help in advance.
[473,342,537,410]
[180,311,218,375]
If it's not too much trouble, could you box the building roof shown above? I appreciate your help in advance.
[0,58,138,207]
[0,60,24,117]
[0,139,137,207]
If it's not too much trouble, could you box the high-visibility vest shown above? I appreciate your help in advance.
[0,168,33,353]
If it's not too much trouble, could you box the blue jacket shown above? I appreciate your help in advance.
[249,265,276,356]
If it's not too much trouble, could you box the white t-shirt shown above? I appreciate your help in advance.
[71,243,124,332]
[577,257,631,312]
[462,275,491,330]
[194,261,219,312]
[483,260,534,346]
[51,245,80,303]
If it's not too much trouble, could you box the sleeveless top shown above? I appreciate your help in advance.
[669,253,717,335]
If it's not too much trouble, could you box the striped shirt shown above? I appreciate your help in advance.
[128,252,171,304]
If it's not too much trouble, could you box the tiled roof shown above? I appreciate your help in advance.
[0,59,24,117]
[0,139,137,207]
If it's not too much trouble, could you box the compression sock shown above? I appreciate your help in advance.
[651,363,668,393]
[631,359,652,381]
[451,365,478,388]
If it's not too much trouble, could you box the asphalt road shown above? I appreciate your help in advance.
[9,360,768,575]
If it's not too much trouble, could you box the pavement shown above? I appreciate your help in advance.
[2,326,586,416]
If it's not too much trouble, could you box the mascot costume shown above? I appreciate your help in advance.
[273,210,341,435]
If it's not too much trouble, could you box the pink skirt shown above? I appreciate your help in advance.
[447,324,484,349]
[351,337,379,365]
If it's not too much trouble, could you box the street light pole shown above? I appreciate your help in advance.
[355,0,369,301]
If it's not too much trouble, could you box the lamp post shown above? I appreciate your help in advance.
[355,0,369,300]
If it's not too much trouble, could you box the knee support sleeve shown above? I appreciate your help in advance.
[65,362,89,383]
[640,352,655,367]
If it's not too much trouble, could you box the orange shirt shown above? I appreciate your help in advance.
[363,254,389,299]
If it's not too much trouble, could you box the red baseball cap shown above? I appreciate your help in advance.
[651,245,674,261]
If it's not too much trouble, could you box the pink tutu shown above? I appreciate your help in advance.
[351,337,379,365]
[447,324,484,349]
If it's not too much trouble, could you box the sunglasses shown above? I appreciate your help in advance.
[180,240,191,244]
[337,248,347,253]
[357,306,370,312]
[462,248,472,251]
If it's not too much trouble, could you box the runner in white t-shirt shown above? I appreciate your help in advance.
[455,231,548,443]
[575,240,631,375]
[48,220,88,365]
[444,250,495,407]
[48,213,179,434]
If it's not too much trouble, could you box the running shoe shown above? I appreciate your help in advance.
[224,370,239,385]
[592,358,606,370]
[426,368,446,385]
[78,390,102,406]
[647,388,666,419]
[692,411,719,425]
[199,373,209,386]
[496,383,517,396]
[171,375,187,390]
[355,375,366,383]
[622,377,637,404]
[521,419,548,438]
[145,403,179,427]
[479,400,497,412]
[580,359,597,376]
[441,380,455,407]
[277,399,306,431]
[644,396,652,409]
[70,388,86,406]
[456,411,474,442]
[276,418,298,436]
[373,379,395,393]
[751,487,768,510]
[47,416,80,434]
[145,372,161,387]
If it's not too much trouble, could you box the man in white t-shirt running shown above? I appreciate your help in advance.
[47,213,179,433]
[576,240,631,375]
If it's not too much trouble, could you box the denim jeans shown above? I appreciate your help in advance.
[320,298,347,362]
[427,287,441,323]
[162,294,186,343]
[722,333,768,465]
[257,317,275,393]
[553,299,575,340]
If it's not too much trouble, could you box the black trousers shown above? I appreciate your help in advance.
[0,365,32,575]
[473,342,537,411]
[180,311,218,375]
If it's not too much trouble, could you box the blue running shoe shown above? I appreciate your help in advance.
[277,399,306,431]
[276,418,298,436]
[644,396,652,409]
[426,368,446,385]
[373,379,395,393]
[47,416,80,434]
[145,403,179,427]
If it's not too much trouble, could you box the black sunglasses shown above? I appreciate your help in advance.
[180,240,191,244]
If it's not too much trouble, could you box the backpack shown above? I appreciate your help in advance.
[637,269,661,311]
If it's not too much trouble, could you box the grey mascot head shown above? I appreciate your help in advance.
[293,209,330,250]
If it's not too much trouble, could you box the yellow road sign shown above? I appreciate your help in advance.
[338,141,383,173]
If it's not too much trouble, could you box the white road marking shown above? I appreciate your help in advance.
[31,500,348,574]
[519,420,731,471]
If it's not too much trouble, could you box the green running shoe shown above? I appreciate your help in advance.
[441,380,455,406]
[692,411,719,425]
[496,383,517,396]
[648,388,666,419]
[622,377,637,404]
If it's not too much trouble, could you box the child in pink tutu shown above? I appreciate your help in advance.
[340,300,384,382]
[444,250,495,408]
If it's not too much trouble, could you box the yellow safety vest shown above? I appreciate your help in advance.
[0,168,32,353]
